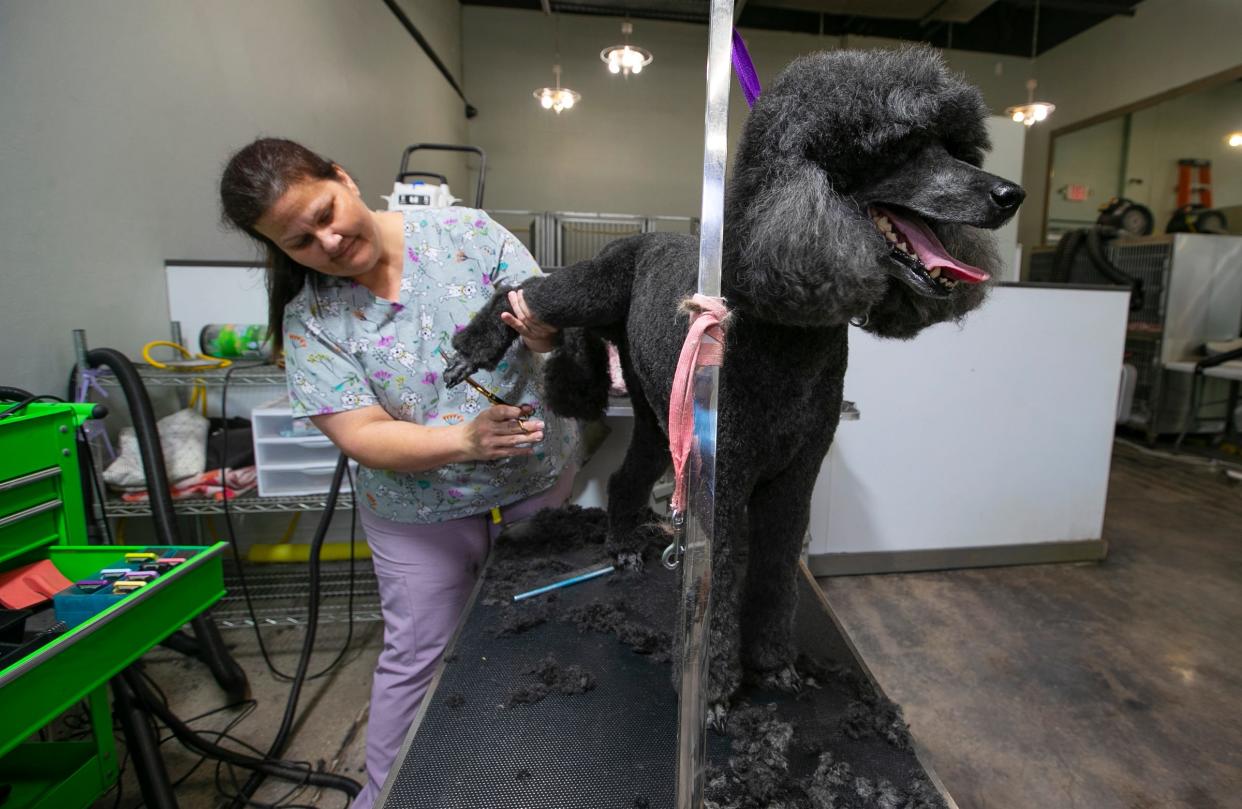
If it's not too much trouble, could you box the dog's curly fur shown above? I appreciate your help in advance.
[447,46,1023,704]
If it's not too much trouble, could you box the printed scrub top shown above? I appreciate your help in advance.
[282,207,580,524]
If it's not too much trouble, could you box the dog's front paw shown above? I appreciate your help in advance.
[759,663,803,694]
[443,354,477,389]
[613,551,645,573]
[707,702,729,731]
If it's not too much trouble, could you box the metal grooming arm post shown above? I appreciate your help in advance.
[677,1,733,806]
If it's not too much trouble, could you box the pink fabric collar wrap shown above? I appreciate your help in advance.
[668,294,730,515]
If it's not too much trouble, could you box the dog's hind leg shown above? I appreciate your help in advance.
[603,393,671,569]
[739,449,824,690]
[702,490,748,715]
[668,455,752,716]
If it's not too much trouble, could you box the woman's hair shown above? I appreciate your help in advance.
[219,138,341,352]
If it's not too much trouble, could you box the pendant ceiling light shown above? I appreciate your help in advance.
[533,13,580,114]
[1005,0,1055,127]
[533,64,580,114]
[601,21,653,76]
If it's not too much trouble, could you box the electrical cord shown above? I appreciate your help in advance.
[102,686,258,809]
[64,367,115,544]
[217,363,358,682]
[122,668,360,798]
[214,360,358,808]
[216,759,323,809]
[120,691,330,809]
[0,392,65,419]
[226,451,350,809]
[76,424,115,544]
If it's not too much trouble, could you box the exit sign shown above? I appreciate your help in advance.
[1064,184,1090,202]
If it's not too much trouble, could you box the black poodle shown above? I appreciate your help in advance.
[447,46,1024,705]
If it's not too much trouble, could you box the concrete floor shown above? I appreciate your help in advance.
[819,442,1242,809]
[91,441,1240,808]
[97,615,383,809]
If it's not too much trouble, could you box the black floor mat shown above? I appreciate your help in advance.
[380,510,952,809]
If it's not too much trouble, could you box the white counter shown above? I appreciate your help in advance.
[807,284,1131,575]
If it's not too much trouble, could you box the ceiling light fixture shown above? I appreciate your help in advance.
[1005,0,1055,127]
[1227,132,1242,148]
[601,21,653,77]
[533,64,580,114]
[533,12,580,114]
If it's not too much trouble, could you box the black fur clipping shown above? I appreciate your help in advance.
[542,328,611,420]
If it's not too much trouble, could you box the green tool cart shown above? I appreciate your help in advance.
[0,402,227,809]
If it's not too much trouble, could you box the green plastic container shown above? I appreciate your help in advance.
[199,323,272,359]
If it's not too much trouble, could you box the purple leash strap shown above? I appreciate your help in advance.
[731,28,762,108]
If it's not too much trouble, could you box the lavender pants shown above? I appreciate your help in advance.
[350,472,574,809]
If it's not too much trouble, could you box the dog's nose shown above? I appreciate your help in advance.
[991,182,1025,210]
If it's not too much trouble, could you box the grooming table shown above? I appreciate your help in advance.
[378,538,956,809]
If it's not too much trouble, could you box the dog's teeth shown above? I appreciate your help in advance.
[929,267,941,279]
[877,218,892,232]
[885,232,897,243]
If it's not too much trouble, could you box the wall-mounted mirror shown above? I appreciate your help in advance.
[1044,66,1242,244]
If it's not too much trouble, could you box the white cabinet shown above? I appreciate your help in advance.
[807,285,1130,574]
[251,405,354,497]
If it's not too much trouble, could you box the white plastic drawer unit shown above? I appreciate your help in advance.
[251,406,354,497]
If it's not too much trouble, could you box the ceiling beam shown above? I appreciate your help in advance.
[917,0,951,27]
[1003,0,1136,15]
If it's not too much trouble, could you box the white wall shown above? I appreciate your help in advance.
[1016,0,1242,260]
[0,0,467,396]
[461,7,1031,215]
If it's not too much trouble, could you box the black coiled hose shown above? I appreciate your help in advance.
[84,347,250,701]
[228,453,351,808]
[1052,227,1145,311]
[85,349,358,802]
[122,668,361,798]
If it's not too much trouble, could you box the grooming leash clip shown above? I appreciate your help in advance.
[661,509,687,570]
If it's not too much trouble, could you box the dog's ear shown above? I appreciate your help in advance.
[727,157,888,327]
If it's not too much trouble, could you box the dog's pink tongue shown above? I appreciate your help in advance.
[881,207,990,283]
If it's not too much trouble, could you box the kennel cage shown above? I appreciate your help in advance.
[1029,233,1242,441]
[487,210,699,270]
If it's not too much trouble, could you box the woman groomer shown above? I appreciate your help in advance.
[220,138,580,808]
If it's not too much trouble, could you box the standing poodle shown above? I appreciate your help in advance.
[446,46,1024,705]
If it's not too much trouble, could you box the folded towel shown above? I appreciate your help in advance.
[118,466,258,504]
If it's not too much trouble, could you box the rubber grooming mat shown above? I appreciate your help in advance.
[380,522,954,809]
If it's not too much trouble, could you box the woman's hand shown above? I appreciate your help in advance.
[500,289,558,353]
[459,403,544,461]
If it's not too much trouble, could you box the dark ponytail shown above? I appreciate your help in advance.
[219,138,341,353]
